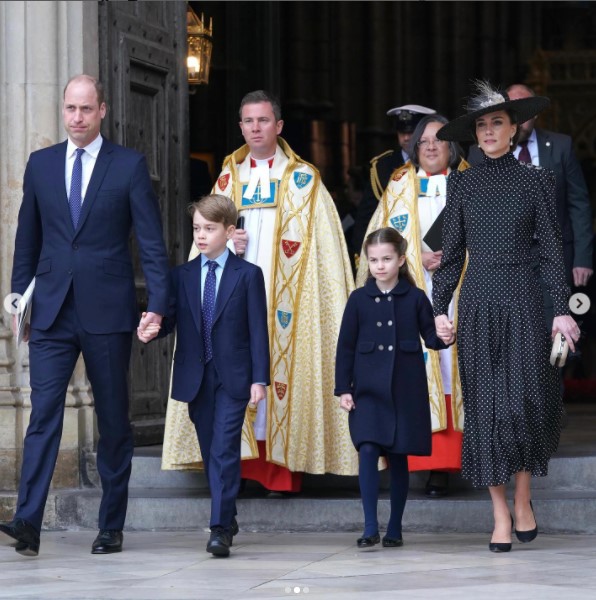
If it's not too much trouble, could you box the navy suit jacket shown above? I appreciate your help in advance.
[468,129,593,273]
[11,138,170,333]
[161,252,270,402]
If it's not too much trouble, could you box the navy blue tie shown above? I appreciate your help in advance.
[202,260,218,362]
[69,148,85,227]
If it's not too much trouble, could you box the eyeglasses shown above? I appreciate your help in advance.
[416,138,447,148]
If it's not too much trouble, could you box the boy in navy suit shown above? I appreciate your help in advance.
[139,194,269,557]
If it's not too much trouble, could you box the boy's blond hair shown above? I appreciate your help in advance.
[188,194,238,227]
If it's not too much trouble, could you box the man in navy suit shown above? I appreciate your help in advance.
[140,194,269,557]
[468,84,593,324]
[0,74,169,557]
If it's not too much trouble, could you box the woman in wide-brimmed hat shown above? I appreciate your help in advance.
[431,80,580,552]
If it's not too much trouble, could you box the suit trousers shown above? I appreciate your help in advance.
[188,361,248,530]
[17,286,133,532]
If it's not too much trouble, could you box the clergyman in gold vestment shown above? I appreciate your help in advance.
[162,91,358,485]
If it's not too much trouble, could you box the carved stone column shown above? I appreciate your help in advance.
[0,1,98,506]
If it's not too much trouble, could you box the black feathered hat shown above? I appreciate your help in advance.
[437,80,550,142]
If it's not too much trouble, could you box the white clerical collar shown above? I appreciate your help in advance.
[243,152,275,200]
[416,166,450,198]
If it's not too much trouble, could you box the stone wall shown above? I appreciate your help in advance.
[0,0,99,508]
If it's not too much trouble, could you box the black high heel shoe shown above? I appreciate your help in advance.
[515,501,538,543]
[489,514,514,553]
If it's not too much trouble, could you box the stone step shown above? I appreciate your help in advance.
[127,448,596,493]
[3,486,595,535]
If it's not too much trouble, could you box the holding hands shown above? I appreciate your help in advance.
[339,393,355,412]
[435,314,455,345]
[422,250,443,272]
[137,311,162,343]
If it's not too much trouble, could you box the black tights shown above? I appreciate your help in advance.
[359,442,409,538]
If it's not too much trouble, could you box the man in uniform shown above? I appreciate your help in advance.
[162,90,357,493]
[352,104,436,260]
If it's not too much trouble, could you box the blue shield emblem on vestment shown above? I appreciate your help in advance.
[423,351,428,364]
[277,310,292,329]
[390,214,409,233]
[293,172,313,189]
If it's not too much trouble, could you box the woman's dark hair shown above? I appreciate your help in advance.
[408,114,463,170]
[471,108,521,147]
[364,227,417,288]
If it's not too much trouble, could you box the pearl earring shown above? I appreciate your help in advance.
[510,137,513,147]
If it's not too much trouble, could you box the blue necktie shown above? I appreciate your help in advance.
[202,260,218,362]
[69,148,85,227]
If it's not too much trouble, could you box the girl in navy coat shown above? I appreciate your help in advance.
[335,227,448,548]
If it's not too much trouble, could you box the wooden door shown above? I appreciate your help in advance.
[99,1,189,445]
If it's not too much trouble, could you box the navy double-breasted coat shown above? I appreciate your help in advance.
[335,277,447,455]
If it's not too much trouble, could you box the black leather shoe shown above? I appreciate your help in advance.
[0,518,40,557]
[356,532,380,548]
[424,471,449,498]
[207,527,232,557]
[515,501,538,543]
[229,517,239,546]
[91,530,123,554]
[382,535,404,548]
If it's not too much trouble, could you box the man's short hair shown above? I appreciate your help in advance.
[63,74,105,106]
[239,90,282,121]
[506,83,535,97]
[188,194,238,228]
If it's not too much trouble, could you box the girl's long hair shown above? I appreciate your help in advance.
[364,227,417,288]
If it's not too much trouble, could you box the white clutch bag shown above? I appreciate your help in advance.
[550,332,569,367]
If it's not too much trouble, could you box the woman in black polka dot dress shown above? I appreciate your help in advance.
[432,81,581,552]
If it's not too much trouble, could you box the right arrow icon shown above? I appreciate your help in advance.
[569,293,590,316]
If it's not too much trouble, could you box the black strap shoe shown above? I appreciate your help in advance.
[207,527,232,557]
[382,535,404,548]
[0,518,40,557]
[91,530,123,554]
[356,532,380,548]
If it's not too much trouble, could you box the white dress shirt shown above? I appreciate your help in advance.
[65,134,103,203]
[513,128,539,166]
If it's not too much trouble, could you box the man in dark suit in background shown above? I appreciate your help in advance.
[469,84,593,325]
[0,74,170,557]
[352,104,436,260]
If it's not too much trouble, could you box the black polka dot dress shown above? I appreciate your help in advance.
[432,152,569,488]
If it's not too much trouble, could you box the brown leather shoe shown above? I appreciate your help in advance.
[0,518,40,557]
[91,530,123,554]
